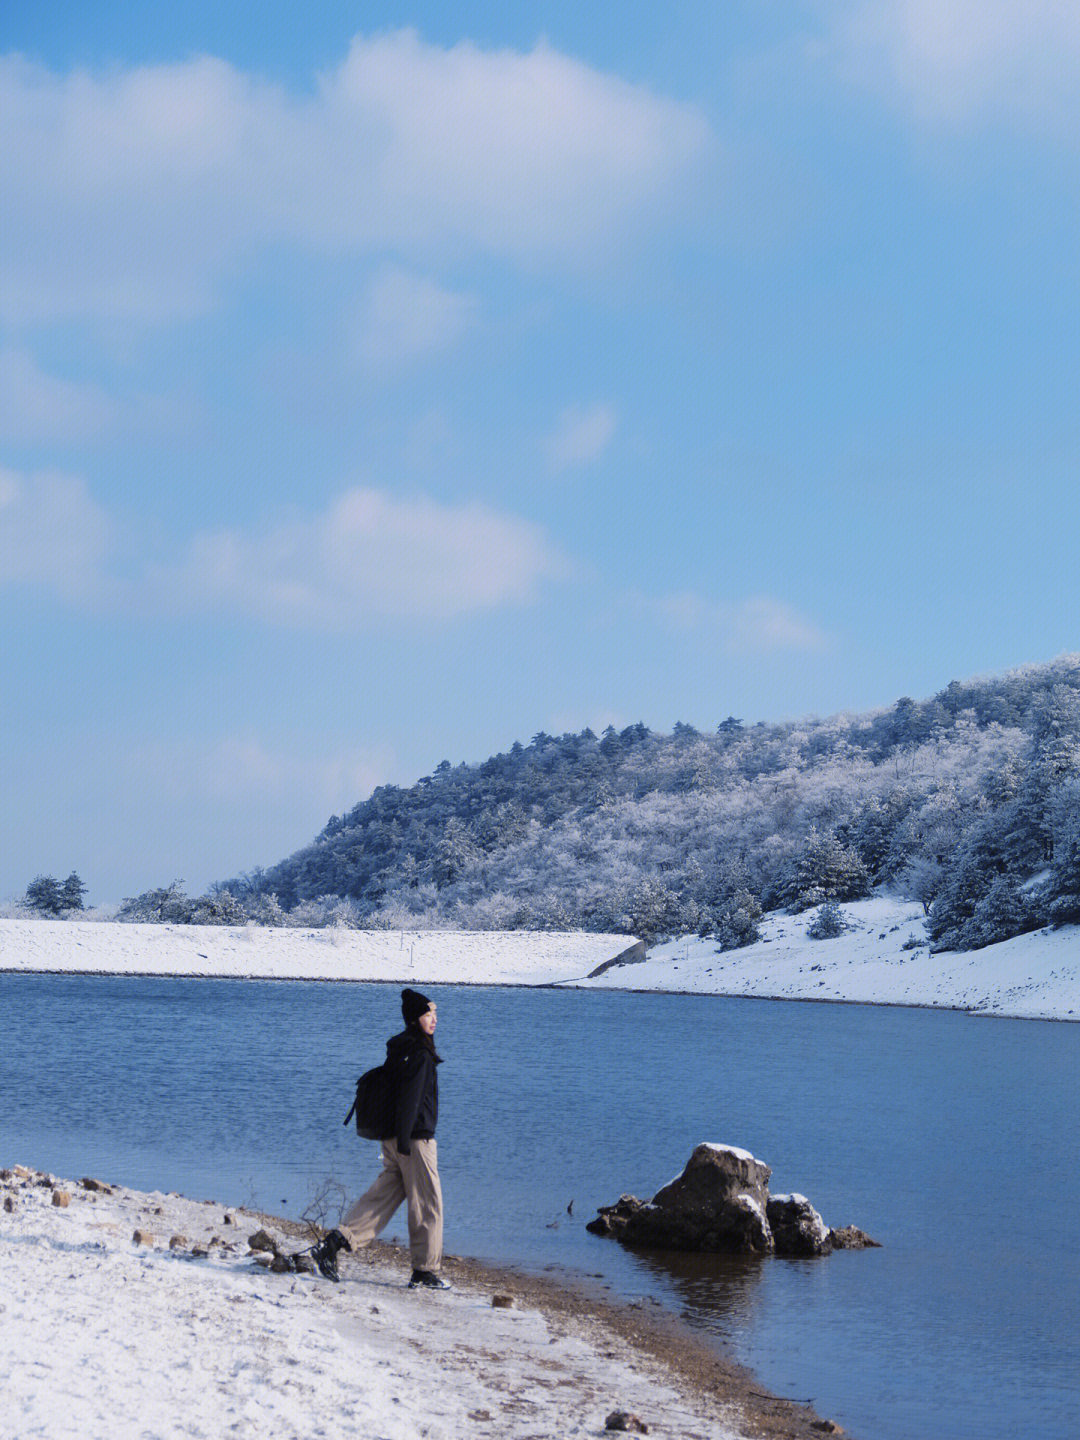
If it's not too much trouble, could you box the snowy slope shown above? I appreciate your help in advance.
[575,896,1079,1021]
[0,919,632,986]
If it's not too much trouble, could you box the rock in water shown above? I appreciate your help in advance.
[587,1144,774,1254]
[829,1225,881,1249]
[767,1193,832,1257]
[587,1144,879,1257]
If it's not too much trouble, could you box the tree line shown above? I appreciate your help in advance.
[25,656,1080,952]
[219,655,1080,950]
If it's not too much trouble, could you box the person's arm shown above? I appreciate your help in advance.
[395,1049,429,1154]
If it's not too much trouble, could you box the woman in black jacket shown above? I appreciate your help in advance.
[313,988,449,1289]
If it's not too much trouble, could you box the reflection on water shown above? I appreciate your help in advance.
[618,1245,767,1341]
[2,974,1078,1440]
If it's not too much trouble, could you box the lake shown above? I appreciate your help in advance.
[2,974,1077,1440]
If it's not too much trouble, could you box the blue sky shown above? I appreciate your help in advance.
[3,2,1079,901]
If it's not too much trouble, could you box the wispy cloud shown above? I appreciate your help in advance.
[156,487,568,627]
[0,33,711,325]
[0,348,190,444]
[0,471,568,627]
[647,591,830,653]
[355,267,478,371]
[0,466,113,597]
[822,0,1080,130]
[546,402,618,471]
[0,350,118,443]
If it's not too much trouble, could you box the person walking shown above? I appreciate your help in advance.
[313,988,449,1290]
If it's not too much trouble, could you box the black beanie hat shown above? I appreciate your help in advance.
[401,988,432,1025]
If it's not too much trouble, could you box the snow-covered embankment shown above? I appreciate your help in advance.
[0,919,635,986]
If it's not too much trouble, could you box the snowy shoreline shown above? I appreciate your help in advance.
[1,897,1076,1019]
[579,897,1079,1022]
[0,1164,817,1440]
[0,919,632,986]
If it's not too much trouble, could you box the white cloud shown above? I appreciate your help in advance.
[824,1,1080,129]
[547,402,618,471]
[0,469,567,624]
[0,466,112,596]
[649,591,829,653]
[355,267,478,370]
[0,33,711,324]
[154,486,567,626]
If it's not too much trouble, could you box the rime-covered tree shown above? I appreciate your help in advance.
[174,653,1080,951]
[25,874,64,915]
[60,872,87,911]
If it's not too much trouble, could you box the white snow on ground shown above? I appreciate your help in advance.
[0,919,632,986]
[2,898,1077,1019]
[576,896,1080,1021]
[1,1167,742,1440]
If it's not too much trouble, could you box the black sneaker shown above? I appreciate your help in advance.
[312,1229,349,1283]
[408,1269,451,1290]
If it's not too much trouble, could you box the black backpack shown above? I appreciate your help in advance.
[343,1062,394,1140]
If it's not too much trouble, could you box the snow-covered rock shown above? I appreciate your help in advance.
[588,1143,774,1254]
[588,1145,877,1258]
[766,1193,831,1257]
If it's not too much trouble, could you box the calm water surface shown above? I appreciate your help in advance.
[2,975,1078,1440]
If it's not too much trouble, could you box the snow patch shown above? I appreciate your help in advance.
[700,1143,758,1164]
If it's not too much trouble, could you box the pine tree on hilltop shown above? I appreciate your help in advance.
[25,875,64,915]
[60,872,87,911]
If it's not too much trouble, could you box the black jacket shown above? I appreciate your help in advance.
[385,1029,439,1154]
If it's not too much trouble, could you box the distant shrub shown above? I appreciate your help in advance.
[714,888,762,950]
[807,901,849,940]
[118,882,195,923]
[118,882,244,926]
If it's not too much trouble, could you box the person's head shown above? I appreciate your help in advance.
[401,988,436,1035]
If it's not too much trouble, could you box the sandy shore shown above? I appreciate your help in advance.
[1,1164,841,1440]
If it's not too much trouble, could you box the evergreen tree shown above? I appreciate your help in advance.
[60,872,87,911]
[25,875,64,915]
[808,900,848,939]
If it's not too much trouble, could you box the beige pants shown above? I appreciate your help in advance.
[338,1137,443,1272]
